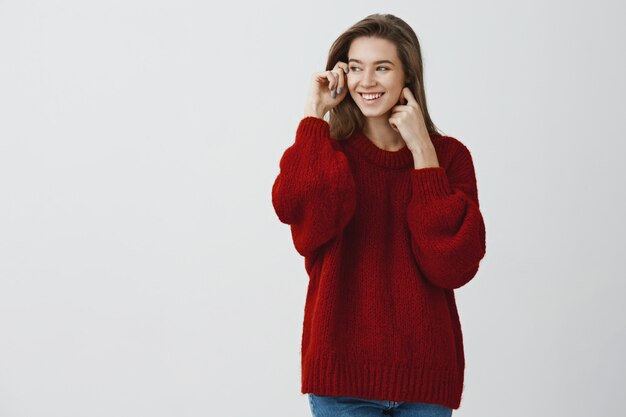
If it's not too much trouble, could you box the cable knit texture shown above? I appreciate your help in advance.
[271,116,486,410]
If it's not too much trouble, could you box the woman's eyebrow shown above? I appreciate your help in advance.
[348,58,395,66]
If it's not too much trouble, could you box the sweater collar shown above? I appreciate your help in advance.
[346,130,414,169]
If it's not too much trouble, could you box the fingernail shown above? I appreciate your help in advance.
[345,67,349,73]
[338,87,343,94]
[332,91,336,98]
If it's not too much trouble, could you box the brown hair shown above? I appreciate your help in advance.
[325,13,445,140]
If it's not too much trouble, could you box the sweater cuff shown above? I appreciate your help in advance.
[295,116,330,144]
[410,167,453,203]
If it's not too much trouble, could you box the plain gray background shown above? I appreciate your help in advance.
[1,1,624,416]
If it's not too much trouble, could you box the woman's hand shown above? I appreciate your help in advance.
[304,61,349,118]
[389,87,440,168]
[388,87,433,151]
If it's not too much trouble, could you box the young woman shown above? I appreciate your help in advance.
[272,13,486,417]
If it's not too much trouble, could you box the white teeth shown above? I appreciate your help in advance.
[361,93,384,100]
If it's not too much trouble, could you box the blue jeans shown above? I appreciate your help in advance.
[308,394,453,417]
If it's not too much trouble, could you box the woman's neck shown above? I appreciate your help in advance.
[362,115,407,151]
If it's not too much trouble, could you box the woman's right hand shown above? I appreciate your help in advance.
[304,61,349,118]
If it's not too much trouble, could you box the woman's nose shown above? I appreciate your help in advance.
[361,71,377,86]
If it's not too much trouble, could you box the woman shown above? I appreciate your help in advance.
[272,13,486,416]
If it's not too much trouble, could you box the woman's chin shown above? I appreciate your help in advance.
[359,107,391,118]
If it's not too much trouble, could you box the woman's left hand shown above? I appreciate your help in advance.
[388,87,433,152]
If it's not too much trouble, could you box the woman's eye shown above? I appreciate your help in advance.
[349,66,388,71]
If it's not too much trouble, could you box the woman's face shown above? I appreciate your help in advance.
[346,36,407,118]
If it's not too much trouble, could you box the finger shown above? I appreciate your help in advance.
[332,62,348,94]
[331,67,344,91]
[314,71,331,87]
[326,70,338,91]
[389,118,399,132]
[329,68,345,98]
[403,87,418,106]
[391,100,407,111]
[333,61,349,74]
[334,68,345,95]
[389,107,402,117]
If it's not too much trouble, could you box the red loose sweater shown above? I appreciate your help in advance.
[271,116,486,410]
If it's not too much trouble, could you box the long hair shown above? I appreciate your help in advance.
[326,13,445,140]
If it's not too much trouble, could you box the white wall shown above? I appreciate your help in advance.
[0,1,624,416]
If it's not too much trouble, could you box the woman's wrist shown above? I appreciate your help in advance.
[304,103,325,119]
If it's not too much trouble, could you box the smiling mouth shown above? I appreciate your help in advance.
[359,92,385,102]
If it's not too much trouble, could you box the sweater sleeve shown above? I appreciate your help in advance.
[406,140,486,289]
[271,116,357,259]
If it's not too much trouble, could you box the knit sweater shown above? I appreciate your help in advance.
[271,116,486,410]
